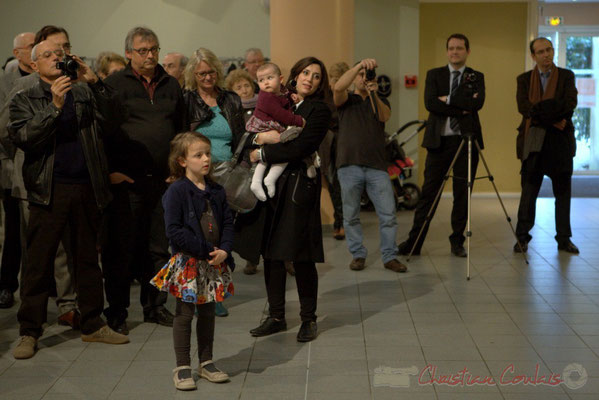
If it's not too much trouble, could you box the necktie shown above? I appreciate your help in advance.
[450,71,461,132]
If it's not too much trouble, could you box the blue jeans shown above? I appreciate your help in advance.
[337,165,398,263]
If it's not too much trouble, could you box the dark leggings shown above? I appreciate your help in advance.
[173,299,215,367]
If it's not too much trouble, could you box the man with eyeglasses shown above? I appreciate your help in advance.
[0,32,34,309]
[0,26,80,329]
[8,39,130,359]
[101,26,186,333]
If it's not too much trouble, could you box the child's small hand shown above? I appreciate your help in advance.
[290,93,300,104]
[208,248,227,265]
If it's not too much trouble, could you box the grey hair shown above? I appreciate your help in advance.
[183,48,224,91]
[244,47,263,60]
[30,43,40,61]
[125,26,159,52]
[180,54,189,68]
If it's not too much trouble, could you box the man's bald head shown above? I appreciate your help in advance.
[12,32,35,73]
[31,40,64,81]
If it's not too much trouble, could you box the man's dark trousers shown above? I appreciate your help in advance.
[102,176,169,319]
[18,183,105,338]
[0,191,21,293]
[406,135,479,252]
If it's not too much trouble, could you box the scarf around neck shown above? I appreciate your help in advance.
[525,62,559,137]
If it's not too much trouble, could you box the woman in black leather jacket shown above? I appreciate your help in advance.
[183,48,245,162]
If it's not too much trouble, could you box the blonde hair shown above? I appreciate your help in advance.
[168,132,212,180]
[224,69,255,92]
[328,61,350,81]
[183,48,224,91]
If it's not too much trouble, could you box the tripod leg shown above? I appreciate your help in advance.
[466,138,472,280]
[407,140,465,261]
[474,140,528,265]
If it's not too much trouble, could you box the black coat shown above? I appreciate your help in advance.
[8,79,113,209]
[516,67,577,161]
[103,63,186,180]
[233,99,331,263]
[261,99,331,262]
[422,66,485,150]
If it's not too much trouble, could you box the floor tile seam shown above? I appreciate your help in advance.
[396,267,441,400]
[354,270,376,400]
[0,359,16,377]
[239,298,269,399]
[107,323,157,399]
[434,258,541,398]
[304,343,310,400]
[32,328,95,399]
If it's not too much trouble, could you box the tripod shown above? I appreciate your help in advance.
[406,133,529,280]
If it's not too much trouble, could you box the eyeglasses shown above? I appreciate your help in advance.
[195,70,216,79]
[132,46,160,56]
[38,49,65,59]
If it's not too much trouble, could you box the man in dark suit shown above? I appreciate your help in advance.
[398,33,485,257]
[514,38,579,254]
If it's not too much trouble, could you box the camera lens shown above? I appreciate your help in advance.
[365,69,376,81]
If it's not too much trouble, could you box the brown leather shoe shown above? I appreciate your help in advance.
[58,310,80,330]
[349,258,366,271]
[333,227,345,240]
[384,259,407,273]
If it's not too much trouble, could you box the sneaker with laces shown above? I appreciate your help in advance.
[13,336,37,359]
[81,325,130,344]
[173,366,196,390]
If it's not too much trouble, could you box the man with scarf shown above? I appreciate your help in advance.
[514,37,579,254]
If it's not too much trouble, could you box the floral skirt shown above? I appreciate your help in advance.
[150,253,234,304]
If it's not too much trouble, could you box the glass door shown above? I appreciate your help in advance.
[541,28,599,173]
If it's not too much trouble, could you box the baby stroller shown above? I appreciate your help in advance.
[361,120,425,211]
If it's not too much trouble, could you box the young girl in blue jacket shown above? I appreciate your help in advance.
[151,131,234,391]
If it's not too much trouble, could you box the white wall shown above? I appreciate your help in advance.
[0,0,270,62]
[354,0,420,179]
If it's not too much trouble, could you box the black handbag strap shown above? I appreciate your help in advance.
[230,131,251,164]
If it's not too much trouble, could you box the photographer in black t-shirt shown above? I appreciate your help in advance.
[333,58,406,273]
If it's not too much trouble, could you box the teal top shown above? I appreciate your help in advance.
[196,106,233,162]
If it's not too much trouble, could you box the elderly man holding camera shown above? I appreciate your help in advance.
[333,58,407,273]
[9,40,129,359]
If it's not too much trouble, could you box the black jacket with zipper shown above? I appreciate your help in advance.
[7,78,113,209]
[103,63,187,180]
[183,88,245,154]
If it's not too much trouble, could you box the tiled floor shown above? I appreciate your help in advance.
[1,197,598,399]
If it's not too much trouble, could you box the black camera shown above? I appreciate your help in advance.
[56,54,79,80]
[365,68,376,81]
